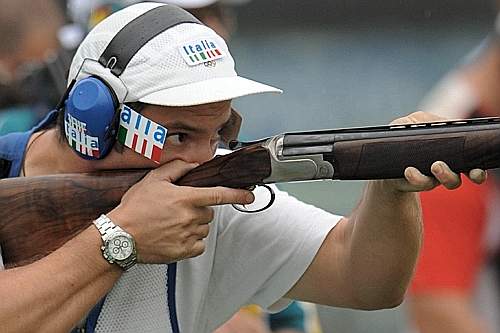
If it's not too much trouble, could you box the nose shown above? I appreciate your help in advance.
[187,144,216,164]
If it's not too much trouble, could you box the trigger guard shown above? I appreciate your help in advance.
[232,184,275,213]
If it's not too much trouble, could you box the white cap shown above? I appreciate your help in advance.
[68,2,281,106]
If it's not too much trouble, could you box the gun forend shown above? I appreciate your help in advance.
[279,117,500,180]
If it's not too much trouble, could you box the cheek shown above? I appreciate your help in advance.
[111,147,161,169]
[161,141,215,164]
[105,141,212,168]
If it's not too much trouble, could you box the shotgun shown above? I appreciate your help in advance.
[2,117,500,267]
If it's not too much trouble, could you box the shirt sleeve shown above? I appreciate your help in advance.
[410,178,492,295]
[205,186,342,318]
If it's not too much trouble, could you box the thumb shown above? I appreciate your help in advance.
[149,160,199,183]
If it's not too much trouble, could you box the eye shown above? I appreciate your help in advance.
[166,133,187,146]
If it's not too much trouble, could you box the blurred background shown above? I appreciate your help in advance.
[1,0,498,332]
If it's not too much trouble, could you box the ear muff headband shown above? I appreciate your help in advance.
[64,4,202,160]
[99,4,202,76]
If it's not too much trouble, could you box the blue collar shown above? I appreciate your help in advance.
[0,109,59,177]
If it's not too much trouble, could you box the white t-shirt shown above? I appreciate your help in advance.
[0,142,341,332]
[94,186,341,333]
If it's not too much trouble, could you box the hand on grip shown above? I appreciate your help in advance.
[107,160,254,264]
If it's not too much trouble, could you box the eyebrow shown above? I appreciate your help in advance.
[166,121,199,132]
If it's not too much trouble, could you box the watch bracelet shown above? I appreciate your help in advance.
[93,214,137,271]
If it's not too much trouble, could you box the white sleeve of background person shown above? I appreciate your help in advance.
[417,38,493,119]
[0,247,4,270]
[418,71,479,119]
[202,186,342,330]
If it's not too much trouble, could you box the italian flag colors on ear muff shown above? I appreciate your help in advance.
[117,105,167,164]
[65,113,101,158]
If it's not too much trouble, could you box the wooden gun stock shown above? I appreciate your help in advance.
[0,145,270,268]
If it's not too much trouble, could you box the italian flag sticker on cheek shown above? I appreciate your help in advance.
[116,105,167,164]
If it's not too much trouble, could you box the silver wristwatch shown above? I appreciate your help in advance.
[93,214,137,271]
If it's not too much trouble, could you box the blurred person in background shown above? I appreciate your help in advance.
[68,0,322,332]
[0,0,68,135]
[406,9,500,333]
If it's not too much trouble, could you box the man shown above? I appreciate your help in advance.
[0,3,485,333]
[71,1,323,331]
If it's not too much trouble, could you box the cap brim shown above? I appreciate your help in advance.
[138,76,282,106]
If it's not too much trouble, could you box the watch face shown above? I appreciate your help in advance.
[106,234,134,261]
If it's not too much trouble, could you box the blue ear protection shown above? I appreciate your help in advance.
[64,77,118,159]
[60,5,201,160]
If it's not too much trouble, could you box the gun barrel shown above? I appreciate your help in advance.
[282,117,500,148]
[271,117,500,181]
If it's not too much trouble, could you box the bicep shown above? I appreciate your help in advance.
[209,192,342,313]
[285,217,357,308]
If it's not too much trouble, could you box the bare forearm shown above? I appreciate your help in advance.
[0,226,121,333]
[286,113,485,309]
[346,180,423,308]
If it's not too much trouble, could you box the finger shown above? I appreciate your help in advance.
[189,240,206,258]
[389,116,410,126]
[402,166,440,192]
[149,160,199,182]
[430,161,462,190]
[390,111,447,125]
[406,111,447,123]
[189,206,215,224]
[467,169,487,184]
[190,186,255,207]
[195,224,210,239]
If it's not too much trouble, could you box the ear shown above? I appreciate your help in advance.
[220,108,242,145]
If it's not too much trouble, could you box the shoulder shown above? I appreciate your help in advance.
[0,131,32,178]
